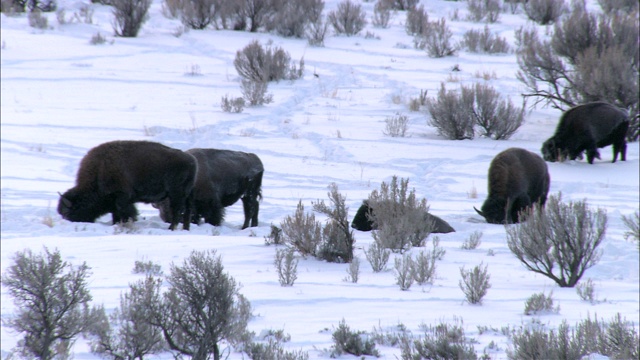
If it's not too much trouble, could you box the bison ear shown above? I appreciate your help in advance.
[473,206,485,217]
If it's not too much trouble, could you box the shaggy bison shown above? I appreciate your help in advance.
[57,140,197,230]
[351,200,456,233]
[541,102,629,164]
[475,148,550,224]
[155,148,263,229]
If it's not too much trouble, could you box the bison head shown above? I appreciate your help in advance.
[57,188,108,223]
[474,197,514,224]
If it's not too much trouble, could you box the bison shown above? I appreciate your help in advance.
[351,200,456,234]
[474,148,550,224]
[57,140,197,230]
[155,148,263,229]
[541,102,629,164]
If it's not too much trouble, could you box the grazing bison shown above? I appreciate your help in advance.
[474,148,550,224]
[155,148,263,229]
[541,102,629,164]
[57,140,197,230]
[351,200,456,233]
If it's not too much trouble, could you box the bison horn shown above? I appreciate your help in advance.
[473,206,484,217]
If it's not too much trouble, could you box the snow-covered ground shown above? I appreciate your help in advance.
[1,0,638,358]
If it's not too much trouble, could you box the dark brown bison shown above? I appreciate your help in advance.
[541,102,629,164]
[57,140,197,230]
[155,148,263,229]
[351,200,456,233]
[474,148,550,224]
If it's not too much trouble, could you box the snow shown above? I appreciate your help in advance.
[1,0,638,359]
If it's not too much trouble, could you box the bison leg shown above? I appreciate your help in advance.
[612,121,629,162]
[203,201,225,227]
[166,194,188,231]
[112,195,138,224]
[241,196,259,229]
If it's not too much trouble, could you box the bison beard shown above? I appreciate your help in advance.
[475,147,550,224]
[154,148,263,230]
[541,102,629,164]
[57,140,197,230]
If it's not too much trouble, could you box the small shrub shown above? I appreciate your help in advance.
[264,224,284,245]
[328,0,367,36]
[331,319,380,357]
[274,248,298,286]
[244,337,309,360]
[401,317,478,359]
[459,262,491,304]
[462,26,511,54]
[412,250,437,285]
[408,89,428,111]
[426,83,475,140]
[90,32,106,45]
[507,314,639,360]
[367,176,433,252]
[372,0,391,28]
[306,17,329,47]
[470,83,525,140]
[221,94,245,113]
[466,0,501,23]
[178,0,218,30]
[280,200,322,257]
[344,257,360,283]
[394,254,415,291]
[111,0,151,37]
[524,0,565,25]
[415,18,457,58]
[405,4,428,36]
[241,79,273,106]
[267,0,323,38]
[28,9,49,28]
[234,40,304,83]
[365,238,391,272]
[2,248,99,360]
[575,278,596,303]
[506,193,607,288]
[132,259,162,276]
[430,236,446,260]
[383,113,409,137]
[621,211,639,248]
[597,0,638,12]
[312,183,355,263]
[461,230,482,250]
[524,291,559,315]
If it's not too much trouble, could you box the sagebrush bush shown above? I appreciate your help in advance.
[221,94,245,113]
[426,83,475,140]
[344,257,360,283]
[408,89,428,111]
[380,0,418,10]
[328,0,366,36]
[241,79,272,106]
[274,248,298,286]
[516,2,638,117]
[312,183,355,263]
[264,224,284,245]
[2,248,100,360]
[178,0,219,29]
[411,250,437,285]
[414,18,457,58]
[462,26,511,54]
[306,16,329,47]
[405,4,428,36]
[466,0,501,23]
[365,237,391,272]
[401,317,478,360]
[461,230,482,250]
[281,200,322,257]
[372,0,391,28]
[506,193,607,288]
[367,176,433,252]
[234,40,304,83]
[507,314,639,360]
[28,9,49,28]
[331,319,380,357]
[132,259,162,276]
[244,337,309,360]
[88,276,166,359]
[383,112,409,137]
[575,278,596,303]
[111,0,151,37]
[524,0,565,25]
[622,211,639,248]
[394,254,415,291]
[598,0,638,12]
[267,0,323,38]
[90,32,107,45]
[523,291,559,315]
[459,262,491,304]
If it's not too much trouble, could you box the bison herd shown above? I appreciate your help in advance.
[57,102,630,230]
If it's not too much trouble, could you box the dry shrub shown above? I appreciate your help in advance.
[328,0,367,36]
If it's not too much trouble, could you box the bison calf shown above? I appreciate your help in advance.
[475,148,550,224]
[155,148,263,229]
[57,140,197,230]
[541,102,629,164]
[351,200,455,234]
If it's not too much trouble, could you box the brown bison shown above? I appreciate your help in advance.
[57,140,197,230]
[351,200,455,233]
[541,102,629,164]
[155,148,263,229]
[475,148,550,224]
